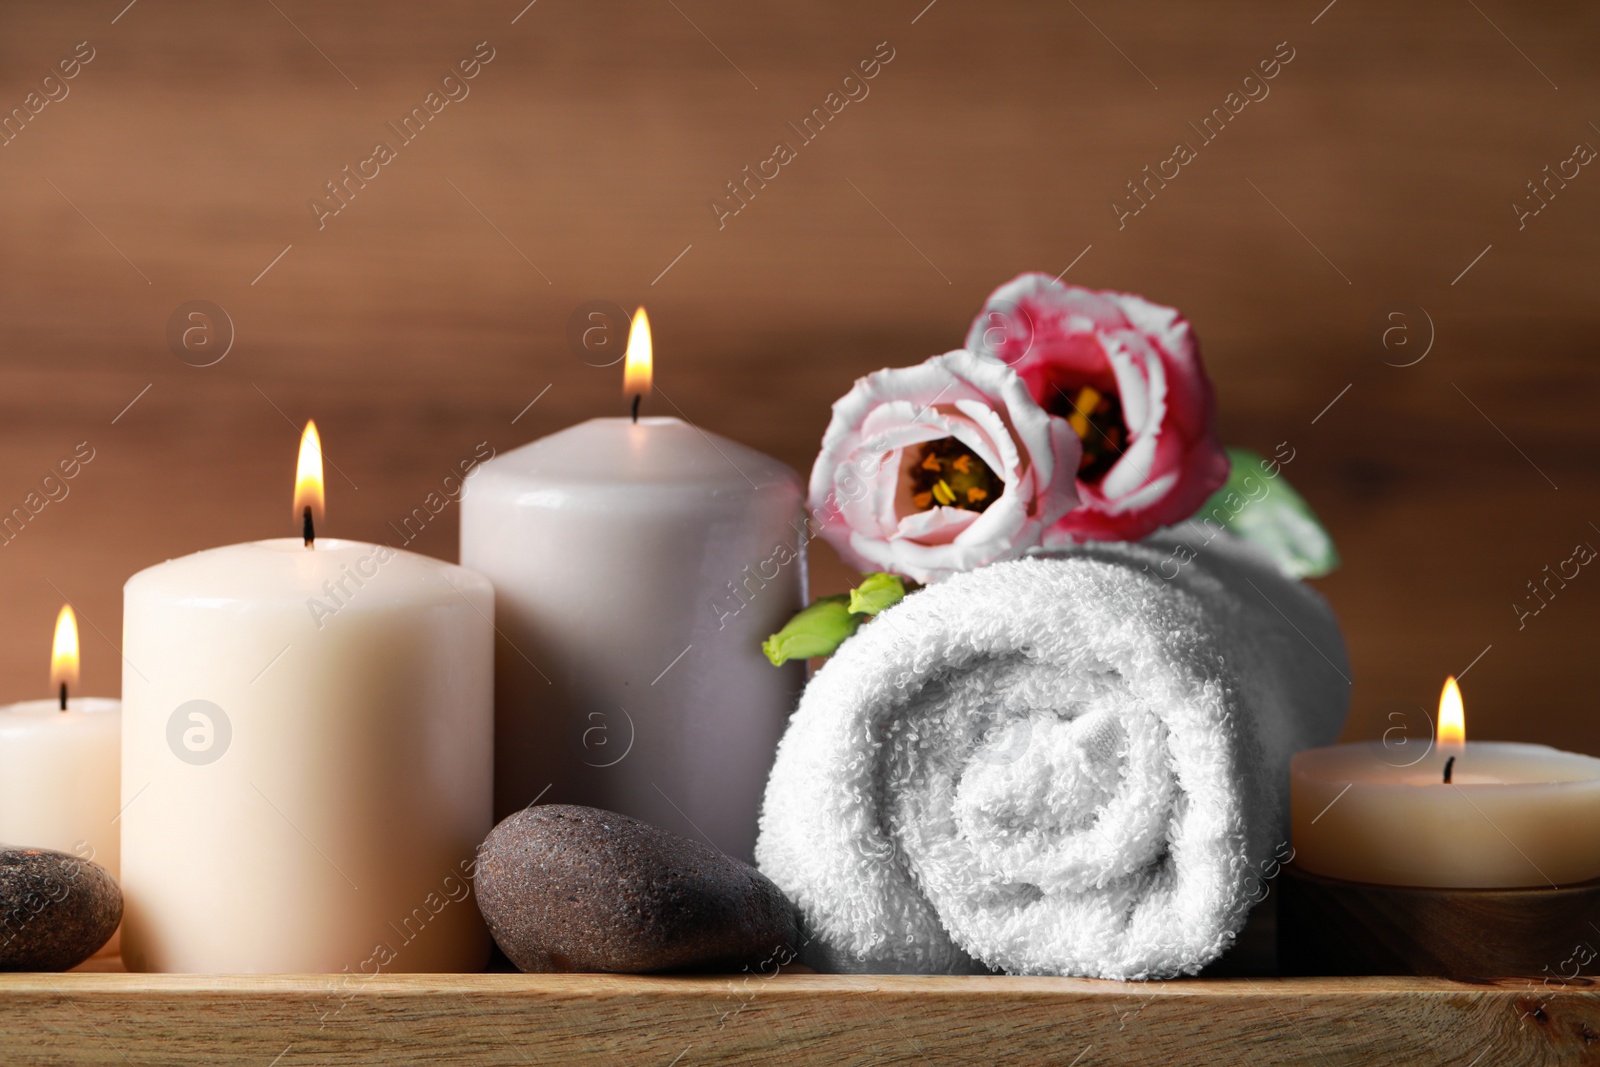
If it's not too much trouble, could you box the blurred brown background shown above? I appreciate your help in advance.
[0,0,1595,749]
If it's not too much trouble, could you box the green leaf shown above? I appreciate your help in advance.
[1194,447,1340,579]
[847,573,911,616]
[762,595,864,666]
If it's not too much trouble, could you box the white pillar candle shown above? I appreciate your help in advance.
[1291,678,1600,888]
[0,607,121,876]
[120,423,495,973]
[460,310,805,861]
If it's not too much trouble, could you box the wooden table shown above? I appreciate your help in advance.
[2,969,1592,1066]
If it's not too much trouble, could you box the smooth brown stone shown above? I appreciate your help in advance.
[1279,863,1600,978]
[474,805,799,974]
[0,848,122,972]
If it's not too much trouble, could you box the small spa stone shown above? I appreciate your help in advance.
[0,847,122,971]
[475,805,799,973]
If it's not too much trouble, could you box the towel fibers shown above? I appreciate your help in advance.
[755,532,1348,979]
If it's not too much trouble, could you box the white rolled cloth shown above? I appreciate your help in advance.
[755,531,1349,980]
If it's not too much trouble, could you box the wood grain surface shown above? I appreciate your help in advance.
[0,7,1596,762]
[1,971,1595,1066]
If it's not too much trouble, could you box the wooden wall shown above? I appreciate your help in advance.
[0,0,1597,750]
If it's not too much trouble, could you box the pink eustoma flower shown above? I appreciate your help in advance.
[966,274,1230,544]
[809,350,1081,583]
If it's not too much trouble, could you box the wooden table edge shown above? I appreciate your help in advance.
[0,970,1582,996]
[5,970,1593,1066]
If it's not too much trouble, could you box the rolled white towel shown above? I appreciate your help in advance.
[755,531,1349,980]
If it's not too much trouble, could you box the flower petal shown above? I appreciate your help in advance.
[806,348,1073,582]
[966,274,1228,543]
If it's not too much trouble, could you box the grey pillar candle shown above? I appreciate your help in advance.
[460,415,806,861]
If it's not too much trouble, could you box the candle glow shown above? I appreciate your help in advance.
[294,420,325,544]
[0,601,121,878]
[624,307,653,404]
[1292,665,1600,887]
[461,364,808,853]
[121,470,495,971]
[50,604,79,702]
[1438,675,1465,753]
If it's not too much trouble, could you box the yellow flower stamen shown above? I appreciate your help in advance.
[1048,383,1127,483]
[907,438,1000,515]
[1066,386,1102,440]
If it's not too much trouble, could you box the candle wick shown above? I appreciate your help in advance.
[58,681,66,713]
[303,505,315,549]
[631,393,641,424]
[1443,755,1455,784]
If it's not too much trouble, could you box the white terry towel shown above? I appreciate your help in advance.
[755,531,1349,980]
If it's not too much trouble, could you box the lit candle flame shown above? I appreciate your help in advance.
[1438,675,1465,753]
[623,307,652,419]
[50,604,79,709]
[294,420,325,547]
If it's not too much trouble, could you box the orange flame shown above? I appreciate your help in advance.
[50,605,79,700]
[624,307,653,401]
[1438,675,1465,752]
[293,420,325,541]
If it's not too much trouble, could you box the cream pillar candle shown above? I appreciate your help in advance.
[120,423,495,973]
[460,310,805,861]
[1291,678,1600,888]
[0,607,121,876]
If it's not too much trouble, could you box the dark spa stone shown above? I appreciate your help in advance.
[474,804,799,974]
[0,847,122,972]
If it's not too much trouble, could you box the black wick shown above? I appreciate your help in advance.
[631,394,641,424]
[58,681,66,712]
[1443,756,1456,784]
[303,505,315,549]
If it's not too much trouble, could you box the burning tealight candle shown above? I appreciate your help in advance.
[0,606,121,874]
[461,308,805,860]
[1291,677,1600,888]
[120,422,495,973]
